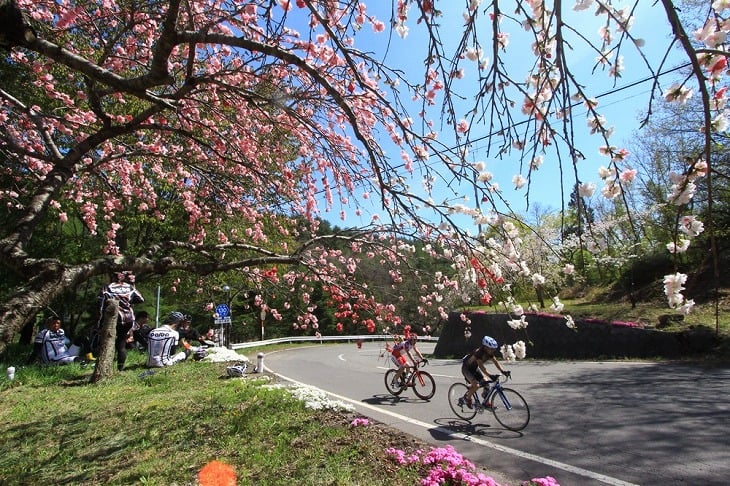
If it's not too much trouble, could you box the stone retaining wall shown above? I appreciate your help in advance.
[433,311,720,360]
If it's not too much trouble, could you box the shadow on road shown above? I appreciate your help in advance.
[363,393,427,406]
[432,417,525,440]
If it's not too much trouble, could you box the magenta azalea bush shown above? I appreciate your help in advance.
[385,445,560,486]
[523,476,560,486]
[350,417,370,427]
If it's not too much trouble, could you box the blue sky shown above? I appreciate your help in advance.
[289,2,690,228]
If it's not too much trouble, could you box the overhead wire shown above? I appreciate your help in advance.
[429,62,694,161]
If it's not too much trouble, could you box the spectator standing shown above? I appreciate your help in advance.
[97,271,144,371]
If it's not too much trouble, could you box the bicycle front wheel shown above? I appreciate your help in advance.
[384,369,404,396]
[448,382,477,421]
[411,370,436,400]
[489,387,530,431]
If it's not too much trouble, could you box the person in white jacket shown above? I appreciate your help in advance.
[146,311,188,368]
[29,317,81,365]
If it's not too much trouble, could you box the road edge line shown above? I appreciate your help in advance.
[270,368,639,486]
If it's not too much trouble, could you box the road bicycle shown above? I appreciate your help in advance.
[447,374,530,431]
[384,360,436,400]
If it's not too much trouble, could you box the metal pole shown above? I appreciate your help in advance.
[260,309,266,341]
[155,285,161,327]
[223,286,231,348]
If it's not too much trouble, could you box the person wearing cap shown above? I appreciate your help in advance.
[145,311,188,368]
[461,335,511,409]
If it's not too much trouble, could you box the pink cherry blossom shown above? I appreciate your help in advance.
[619,169,637,183]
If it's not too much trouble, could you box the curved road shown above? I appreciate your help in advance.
[264,341,730,486]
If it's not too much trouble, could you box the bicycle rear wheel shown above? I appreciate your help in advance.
[384,369,404,396]
[489,387,530,431]
[448,382,477,420]
[412,370,436,400]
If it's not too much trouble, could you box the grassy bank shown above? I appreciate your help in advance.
[1,348,508,486]
[467,296,730,336]
[0,351,414,485]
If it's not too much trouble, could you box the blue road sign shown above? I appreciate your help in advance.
[216,303,230,318]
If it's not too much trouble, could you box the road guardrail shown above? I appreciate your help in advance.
[230,334,438,350]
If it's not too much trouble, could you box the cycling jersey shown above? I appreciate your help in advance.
[463,346,491,371]
[34,328,77,365]
[391,340,412,356]
[146,325,186,368]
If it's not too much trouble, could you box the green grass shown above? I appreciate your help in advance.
[558,297,730,335]
[466,292,730,336]
[0,349,427,486]
[3,296,725,486]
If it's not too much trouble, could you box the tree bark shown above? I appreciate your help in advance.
[535,285,546,309]
[18,319,35,345]
[0,0,36,49]
[90,298,118,383]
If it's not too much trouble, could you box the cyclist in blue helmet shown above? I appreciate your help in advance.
[461,335,510,409]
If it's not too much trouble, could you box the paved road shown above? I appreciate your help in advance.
[263,341,730,486]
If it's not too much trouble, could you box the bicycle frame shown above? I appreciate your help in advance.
[448,373,530,431]
[391,361,425,388]
[384,360,436,400]
[483,381,513,410]
[405,363,426,386]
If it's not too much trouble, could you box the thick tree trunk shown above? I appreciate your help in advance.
[0,263,73,354]
[0,292,52,353]
[535,285,546,309]
[90,299,118,383]
[0,0,37,48]
[18,319,35,345]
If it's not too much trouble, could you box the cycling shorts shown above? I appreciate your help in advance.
[462,363,484,384]
[391,354,407,368]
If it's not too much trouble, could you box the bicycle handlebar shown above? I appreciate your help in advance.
[480,373,511,387]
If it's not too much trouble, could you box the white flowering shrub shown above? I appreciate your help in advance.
[266,383,355,412]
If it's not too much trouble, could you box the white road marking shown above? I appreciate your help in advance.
[271,368,639,486]
[338,354,346,361]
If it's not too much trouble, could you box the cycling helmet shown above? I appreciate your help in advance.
[226,363,247,377]
[482,336,498,349]
[193,347,207,361]
[164,311,185,324]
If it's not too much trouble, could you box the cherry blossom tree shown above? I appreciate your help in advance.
[0,0,728,357]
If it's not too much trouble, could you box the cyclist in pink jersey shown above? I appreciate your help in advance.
[390,333,426,385]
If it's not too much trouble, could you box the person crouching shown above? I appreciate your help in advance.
[146,311,188,368]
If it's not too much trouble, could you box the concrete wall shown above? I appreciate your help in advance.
[433,312,720,360]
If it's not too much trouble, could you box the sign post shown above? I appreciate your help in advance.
[214,303,232,347]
